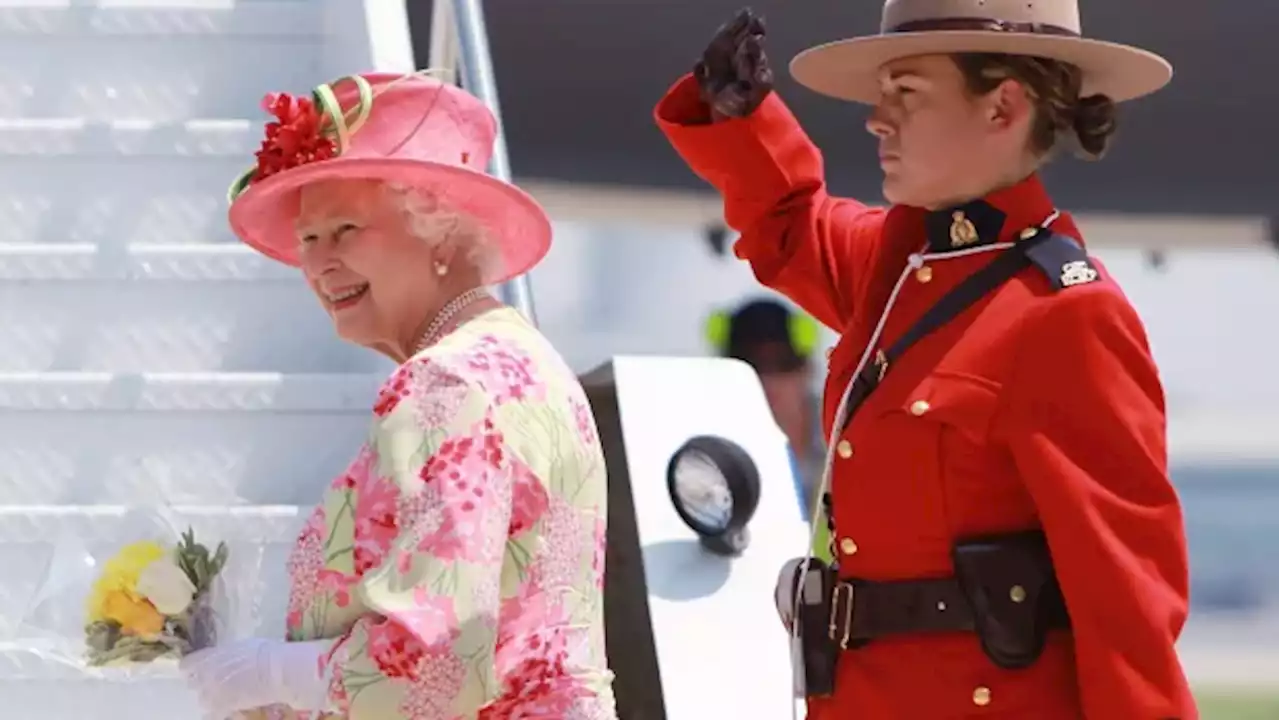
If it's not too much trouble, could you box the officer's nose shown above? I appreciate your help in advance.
[865,103,895,139]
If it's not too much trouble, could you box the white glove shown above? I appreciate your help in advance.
[180,638,333,719]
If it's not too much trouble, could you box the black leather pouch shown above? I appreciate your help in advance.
[951,530,1068,669]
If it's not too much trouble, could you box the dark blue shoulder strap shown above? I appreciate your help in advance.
[1025,232,1101,290]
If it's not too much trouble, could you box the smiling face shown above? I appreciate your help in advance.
[295,179,439,352]
[865,54,1037,209]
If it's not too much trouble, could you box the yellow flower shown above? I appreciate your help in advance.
[86,540,167,624]
[100,589,166,637]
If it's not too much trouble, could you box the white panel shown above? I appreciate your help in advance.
[601,356,809,719]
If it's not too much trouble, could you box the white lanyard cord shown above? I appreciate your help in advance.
[786,209,1059,716]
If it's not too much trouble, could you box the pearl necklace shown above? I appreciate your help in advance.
[411,287,491,356]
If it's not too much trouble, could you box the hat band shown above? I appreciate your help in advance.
[888,17,1080,37]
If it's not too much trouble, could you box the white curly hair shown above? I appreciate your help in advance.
[380,181,501,279]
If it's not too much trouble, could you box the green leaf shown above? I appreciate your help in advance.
[211,542,229,575]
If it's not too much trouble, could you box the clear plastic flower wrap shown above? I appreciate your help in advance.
[83,527,227,666]
[7,505,241,677]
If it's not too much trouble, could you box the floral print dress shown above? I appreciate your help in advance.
[255,307,616,720]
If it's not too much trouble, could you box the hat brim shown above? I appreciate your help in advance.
[790,32,1172,104]
[227,157,553,286]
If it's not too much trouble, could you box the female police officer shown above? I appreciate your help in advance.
[654,1,1195,718]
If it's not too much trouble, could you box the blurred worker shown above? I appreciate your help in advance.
[706,298,825,516]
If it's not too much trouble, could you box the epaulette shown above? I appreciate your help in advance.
[1025,232,1101,291]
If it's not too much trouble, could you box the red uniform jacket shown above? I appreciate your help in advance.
[656,74,1196,719]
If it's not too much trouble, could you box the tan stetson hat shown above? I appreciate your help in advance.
[790,0,1172,104]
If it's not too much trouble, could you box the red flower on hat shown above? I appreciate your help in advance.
[251,92,336,181]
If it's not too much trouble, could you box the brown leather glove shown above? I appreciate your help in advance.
[695,8,775,120]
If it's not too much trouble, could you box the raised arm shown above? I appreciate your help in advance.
[654,9,885,329]
[999,286,1196,719]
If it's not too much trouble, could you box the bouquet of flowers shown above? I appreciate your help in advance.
[83,528,227,667]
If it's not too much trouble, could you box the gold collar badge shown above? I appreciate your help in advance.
[949,211,979,248]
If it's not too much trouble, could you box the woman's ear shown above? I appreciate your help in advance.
[428,230,463,272]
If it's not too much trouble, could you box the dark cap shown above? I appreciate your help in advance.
[706,298,818,373]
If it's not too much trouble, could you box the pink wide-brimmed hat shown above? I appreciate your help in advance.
[227,71,551,286]
[790,0,1172,105]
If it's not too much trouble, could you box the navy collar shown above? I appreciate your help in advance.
[923,198,1011,253]
[898,174,1061,254]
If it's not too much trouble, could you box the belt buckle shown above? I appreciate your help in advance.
[827,582,855,650]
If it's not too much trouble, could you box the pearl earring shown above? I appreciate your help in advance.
[434,263,448,277]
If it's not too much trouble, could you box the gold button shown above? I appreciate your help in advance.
[836,440,853,458]
[914,265,933,283]
[909,400,930,416]
[1019,227,1039,240]
[839,537,858,555]
[1009,585,1027,603]
[972,686,992,706]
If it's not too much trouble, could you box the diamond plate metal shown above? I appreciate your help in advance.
[0,317,65,372]
[0,677,204,718]
[0,119,258,157]
[0,277,390,372]
[0,374,382,504]
[0,35,325,121]
[0,372,384,411]
[0,157,254,245]
[0,243,299,281]
[0,4,321,39]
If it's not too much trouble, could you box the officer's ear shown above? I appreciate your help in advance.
[983,77,1034,133]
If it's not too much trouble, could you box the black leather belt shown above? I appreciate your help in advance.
[828,575,1069,650]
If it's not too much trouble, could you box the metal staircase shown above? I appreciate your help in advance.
[0,2,426,717]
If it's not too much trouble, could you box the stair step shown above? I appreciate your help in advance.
[0,119,262,246]
[0,672,203,718]
[0,246,388,372]
[0,118,257,156]
[0,30,322,121]
[0,373,384,504]
[0,1,320,39]
[0,505,303,669]
[0,371,385,411]
[0,504,306,545]
[0,157,252,247]
[0,242,291,280]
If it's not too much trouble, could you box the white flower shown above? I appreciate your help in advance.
[136,557,197,615]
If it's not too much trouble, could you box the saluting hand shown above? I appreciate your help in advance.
[695,7,774,120]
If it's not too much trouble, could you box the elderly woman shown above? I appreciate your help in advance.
[179,72,617,720]
[657,3,1194,719]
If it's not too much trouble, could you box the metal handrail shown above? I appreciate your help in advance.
[429,0,539,325]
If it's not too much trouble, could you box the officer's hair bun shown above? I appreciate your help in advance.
[1071,94,1117,160]
[952,52,1120,162]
